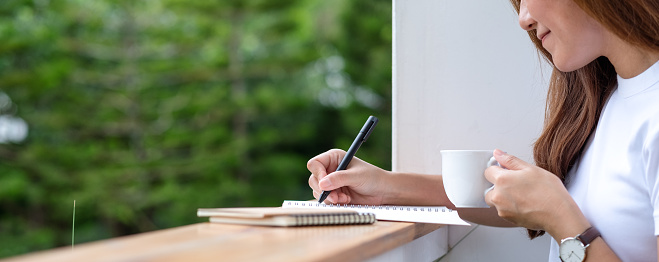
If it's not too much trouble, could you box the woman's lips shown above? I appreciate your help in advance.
[538,31,551,44]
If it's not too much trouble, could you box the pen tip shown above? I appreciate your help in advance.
[318,192,329,203]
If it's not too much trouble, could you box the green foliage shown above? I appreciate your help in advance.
[0,0,391,257]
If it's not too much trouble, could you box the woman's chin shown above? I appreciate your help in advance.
[552,55,597,73]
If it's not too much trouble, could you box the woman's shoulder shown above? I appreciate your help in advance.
[641,104,659,157]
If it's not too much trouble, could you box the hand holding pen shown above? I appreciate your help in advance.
[314,116,378,203]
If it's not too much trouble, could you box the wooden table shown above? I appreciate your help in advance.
[3,221,444,262]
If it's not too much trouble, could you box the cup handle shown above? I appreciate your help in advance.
[484,185,495,196]
[483,156,498,205]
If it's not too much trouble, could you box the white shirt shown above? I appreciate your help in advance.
[548,60,659,262]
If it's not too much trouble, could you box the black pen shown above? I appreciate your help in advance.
[318,116,378,203]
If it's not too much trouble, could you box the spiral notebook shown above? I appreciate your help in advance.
[197,207,376,227]
[282,201,469,226]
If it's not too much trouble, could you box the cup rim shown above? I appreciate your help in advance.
[440,149,493,154]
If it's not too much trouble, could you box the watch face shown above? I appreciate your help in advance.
[559,238,586,262]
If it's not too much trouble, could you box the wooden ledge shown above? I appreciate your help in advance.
[3,222,443,262]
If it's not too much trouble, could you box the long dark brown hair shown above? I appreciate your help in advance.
[509,0,659,239]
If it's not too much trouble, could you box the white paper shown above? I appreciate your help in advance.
[282,201,469,226]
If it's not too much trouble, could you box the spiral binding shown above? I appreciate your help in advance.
[292,213,376,226]
[286,201,453,213]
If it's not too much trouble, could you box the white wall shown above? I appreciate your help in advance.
[392,0,552,261]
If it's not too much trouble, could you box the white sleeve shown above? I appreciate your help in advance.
[644,125,659,236]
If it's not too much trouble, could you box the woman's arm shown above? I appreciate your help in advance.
[307,149,516,227]
[382,172,516,227]
[484,149,622,261]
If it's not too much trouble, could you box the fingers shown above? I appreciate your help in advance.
[307,149,346,179]
[484,150,537,218]
[485,150,531,184]
[318,169,362,192]
[484,183,497,207]
[311,187,350,204]
[493,149,529,170]
[307,158,328,181]
[307,149,377,205]
[310,169,357,204]
[484,150,525,204]
[308,174,320,192]
[484,164,505,185]
[307,149,350,204]
[312,188,319,199]
[483,174,507,215]
[307,149,362,192]
[337,189,350,203]
[307,149,345,172]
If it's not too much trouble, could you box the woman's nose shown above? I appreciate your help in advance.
[518,0,536,31]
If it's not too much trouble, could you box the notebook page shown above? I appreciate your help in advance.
[282,201,469,226]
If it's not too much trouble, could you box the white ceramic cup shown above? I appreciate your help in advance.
[441,150,498,208]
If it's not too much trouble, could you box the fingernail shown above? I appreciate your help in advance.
[319,178,332,189]
[327,195,335,203]
[494,149,506,157]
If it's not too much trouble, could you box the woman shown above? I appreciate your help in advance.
[307,0,659,261]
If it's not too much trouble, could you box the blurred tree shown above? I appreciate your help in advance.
[0,0,391,257]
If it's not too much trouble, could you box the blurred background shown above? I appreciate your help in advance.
[0,0,392,257]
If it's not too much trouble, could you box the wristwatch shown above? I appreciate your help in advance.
[559,226,601,262]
